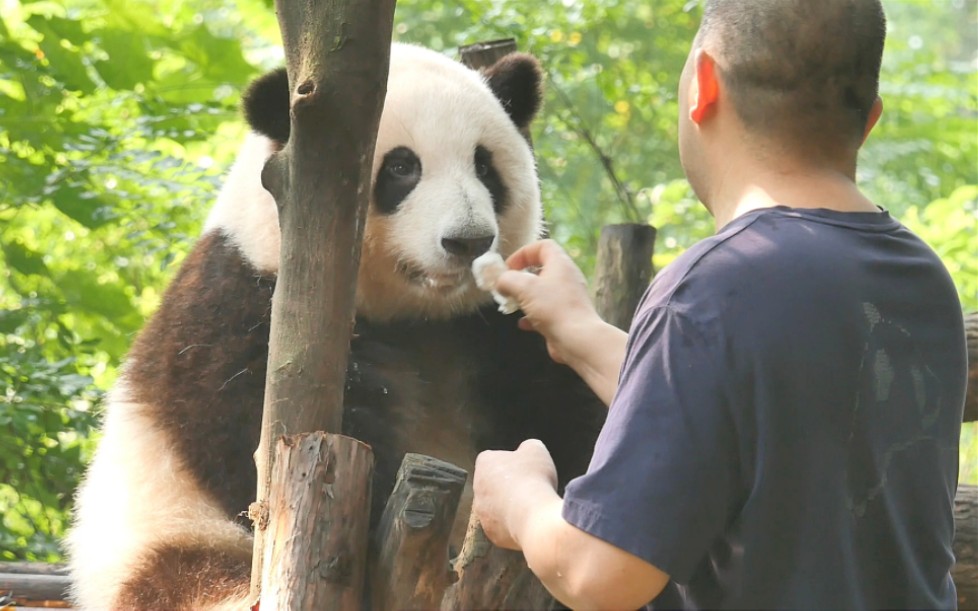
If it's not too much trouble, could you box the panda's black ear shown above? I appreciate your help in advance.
[483,53,543,130]
[242,68,291,145]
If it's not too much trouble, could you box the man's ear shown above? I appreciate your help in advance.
[861,97,883,145]
[689,49,719,124]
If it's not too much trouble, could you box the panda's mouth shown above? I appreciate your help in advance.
[397,261,471,292]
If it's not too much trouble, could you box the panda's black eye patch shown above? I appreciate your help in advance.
[375,146,422,214]
[475,156,490,178]
[475,145,508,214]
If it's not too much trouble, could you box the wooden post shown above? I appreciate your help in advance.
[459,39,533,144]
[259,433,373,609]
[250,0,396,601]
[454,39,552,608]
[954,484,977,608]
[965,311,977,423]
[592,223,656,330]
[440,512,553,610]
[459,38,519,69]
[371,454,468,610]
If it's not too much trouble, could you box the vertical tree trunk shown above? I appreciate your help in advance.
[592,223,656,330]
[250,0,397,602]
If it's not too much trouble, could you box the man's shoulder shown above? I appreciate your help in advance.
[640,209,771,310]
[643,206,943,309]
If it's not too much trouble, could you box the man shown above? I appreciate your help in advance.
[472,0,968,609]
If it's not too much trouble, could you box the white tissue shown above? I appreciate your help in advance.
[472,252,520,315]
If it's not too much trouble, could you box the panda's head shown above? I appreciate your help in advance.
[206,43,544,321]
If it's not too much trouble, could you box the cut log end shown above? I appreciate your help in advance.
[371,453,468,610]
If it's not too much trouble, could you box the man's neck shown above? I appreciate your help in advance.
[707,159,879,230]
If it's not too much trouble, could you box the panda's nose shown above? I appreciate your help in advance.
[441,235,494,260]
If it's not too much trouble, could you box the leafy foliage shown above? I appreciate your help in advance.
[0,327,98,560]
[0,0,974,560]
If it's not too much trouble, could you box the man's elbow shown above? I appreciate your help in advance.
[529,537,669,610]
[557,566,668,610]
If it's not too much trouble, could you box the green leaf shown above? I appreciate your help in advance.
[1,239,49,276]
[177,24,254,82]
[47,183,117,229]
[38,16,90,46]
[93,28,155,90]
[26,16,97,94]
[0,309,31,334]
[55,268,138,324]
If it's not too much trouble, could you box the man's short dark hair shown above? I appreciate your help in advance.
[699,0,886,155]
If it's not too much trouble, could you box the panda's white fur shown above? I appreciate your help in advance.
[204,43,542,321]
[66,42,602,611]
[67,383,253,609]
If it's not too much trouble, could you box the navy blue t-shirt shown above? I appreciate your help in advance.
[562,207,967,610]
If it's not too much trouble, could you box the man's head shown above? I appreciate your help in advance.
[678,0,886,205]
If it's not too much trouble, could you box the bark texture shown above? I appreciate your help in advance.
[440,512,553,610]
[250,0,396,600]
[371,453,468,610]
[258,433,373,610]
[592,223,657,330]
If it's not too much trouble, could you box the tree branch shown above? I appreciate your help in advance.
[548,76,643,224]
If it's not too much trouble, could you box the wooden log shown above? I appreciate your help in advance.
[0,573,69,607]
[258,432,373,610]
[0,563,69,607]
[0,562,67,576]
[440,512,553,610]
[250,0,396,598]
[371,454,468,610]
[955,484,978,608]
[965,311,976,423]
[592,223,656,331]
[459,38,519,69]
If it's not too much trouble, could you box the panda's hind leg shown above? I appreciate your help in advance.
[66,396,256,610]
[116,538,253,611]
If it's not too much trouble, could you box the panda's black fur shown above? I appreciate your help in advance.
[67,43,605,610]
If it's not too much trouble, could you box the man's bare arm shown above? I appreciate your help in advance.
[495,240,627,405]
[473,440,669,609]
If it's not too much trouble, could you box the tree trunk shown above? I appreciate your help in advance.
[258,433,373,610]
[250,0,396,601]
[954,484,978,609]
[592,223,656,330]
[371,453,468,610]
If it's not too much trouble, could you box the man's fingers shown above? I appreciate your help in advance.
[495,268,537,299]
[517,438,553,462]
[505,238,562,271]
[518,438,548,452]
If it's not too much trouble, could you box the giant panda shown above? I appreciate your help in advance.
[66,42,605,610]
